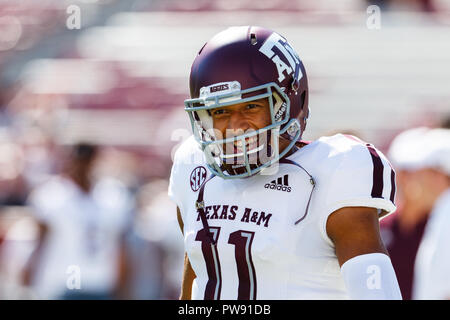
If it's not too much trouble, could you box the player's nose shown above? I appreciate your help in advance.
[226,110,250,134]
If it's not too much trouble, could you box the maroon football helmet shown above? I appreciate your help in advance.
[184,26,309,179]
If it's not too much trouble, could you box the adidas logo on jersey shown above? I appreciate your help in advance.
[264,174,291,192]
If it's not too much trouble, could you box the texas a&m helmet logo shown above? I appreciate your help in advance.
[259,32,303,84]
[190,166,207,192]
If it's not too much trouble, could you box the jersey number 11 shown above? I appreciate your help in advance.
[195,227,257,300]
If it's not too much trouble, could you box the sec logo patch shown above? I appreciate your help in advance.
[190,166,207,192]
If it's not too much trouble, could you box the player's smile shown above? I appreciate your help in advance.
[220,136,263,158]
[211,98,290,158]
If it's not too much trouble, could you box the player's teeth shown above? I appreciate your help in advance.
[246,137,256,146]
[233,137,257,148]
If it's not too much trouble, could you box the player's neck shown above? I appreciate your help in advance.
[64,171,92,194]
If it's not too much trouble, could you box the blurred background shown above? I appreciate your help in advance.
[0,0,449,299]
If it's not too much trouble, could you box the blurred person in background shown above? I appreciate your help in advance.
[0,130,28,206]
[442,114,450,129]
[123,179,166,300]
[22,143,133,299]
[122,219,165,299]
[136,179,184,299]
[380,127,433,300]
[412,128,450,299]
[0,126,47,299]
[123,179,184,299]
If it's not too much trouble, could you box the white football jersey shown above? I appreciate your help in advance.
[27,176,132,299]
[168,134,396,300]
[413,189,450,300]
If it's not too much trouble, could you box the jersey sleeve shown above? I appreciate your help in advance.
[168,136,205,221]
[325,142,396,216]
[319,138,397,243]
[425,229,450,299]
[26,184,56,224]
[168,147,184,213]
[414,193,450,299]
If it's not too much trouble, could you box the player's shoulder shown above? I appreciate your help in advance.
[302,134,397,221]
[315,133,375,156]
[172,135,205,167]
[306,133,390,168]
[27,176,76,209]
[295,133,395,200]
[169,136,208,207]
[92,177,133,211]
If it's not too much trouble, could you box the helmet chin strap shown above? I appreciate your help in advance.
[279,135,298,158]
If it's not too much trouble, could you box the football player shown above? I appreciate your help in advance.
[412,128,450,299]
[169,26,402,300]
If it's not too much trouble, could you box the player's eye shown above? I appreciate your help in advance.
[245,103,265,112]
[212,108,228,117]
